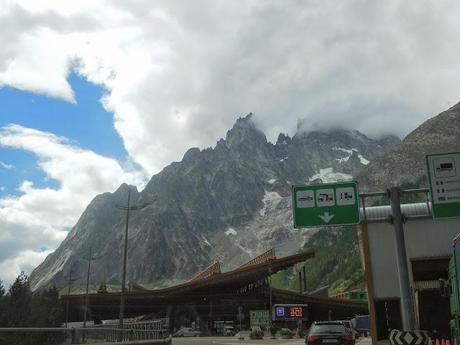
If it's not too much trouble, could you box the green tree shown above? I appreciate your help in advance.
[30,287,64,345]
[5,272,33,345]
[2,273,65,344]
[0,280,5,297]
[8,272,32,328]
[0,279,6,328]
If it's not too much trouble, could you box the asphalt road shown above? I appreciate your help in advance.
[172,336,305,345]
[172,336,372,345]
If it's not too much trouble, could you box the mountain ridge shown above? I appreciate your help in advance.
[357,101,460,191]
[29,113,399,291]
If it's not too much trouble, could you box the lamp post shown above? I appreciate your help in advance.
[116,188,152,331]
[82,247,103,342]
[64,270,80,328]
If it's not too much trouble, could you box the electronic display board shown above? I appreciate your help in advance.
[272,304,308,321]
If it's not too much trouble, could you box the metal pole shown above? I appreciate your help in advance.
[65,271,78,328]
[298,271,302,293]
[66,272,72,328]
[302,265,307,293]
[268,261,273,325]
[389,187,416,330]
[83,246,92,343]
[83,247,92,329]
[119,188,131,331]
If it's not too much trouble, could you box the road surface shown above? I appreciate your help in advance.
[173,335,372,345]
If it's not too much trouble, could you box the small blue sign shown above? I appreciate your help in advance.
[276,307,285,317]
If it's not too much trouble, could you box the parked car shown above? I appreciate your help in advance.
[224,325,235,336]
[339,320,358,339]
[280,328,294,339]
[305,321,355,345]
[173,327,201,337]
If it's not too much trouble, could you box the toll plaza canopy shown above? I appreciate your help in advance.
[62,249,367,331]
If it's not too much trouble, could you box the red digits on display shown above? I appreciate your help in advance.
[289,307,302,317]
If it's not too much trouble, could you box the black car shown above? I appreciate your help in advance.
[306,321,355,345]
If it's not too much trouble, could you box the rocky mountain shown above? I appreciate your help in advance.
[357,102,460,191]
[29,113,399,291]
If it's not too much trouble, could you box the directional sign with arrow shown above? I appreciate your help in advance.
[389,329,429,345]
[292,181,360,228]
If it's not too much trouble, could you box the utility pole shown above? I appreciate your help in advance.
[302,265,307,293]
[268,260,273,325]
[116,188,153,332]
[82,246,103,342]
[389,187,416,330]
[64,270,80,328]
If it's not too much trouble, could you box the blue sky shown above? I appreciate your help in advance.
[0,73,127,197]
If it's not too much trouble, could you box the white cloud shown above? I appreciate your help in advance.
[0,161,14,169]
[0,249,53,288]
[0,124,146,286]
[1,1,460,174]
[1,0,460,284]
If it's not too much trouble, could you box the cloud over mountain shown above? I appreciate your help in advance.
[1,1,460,174]
[0,124,144,286]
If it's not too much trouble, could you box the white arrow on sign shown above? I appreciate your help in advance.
[319,212,334,223]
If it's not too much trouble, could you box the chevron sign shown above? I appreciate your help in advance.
[389,329,430,345]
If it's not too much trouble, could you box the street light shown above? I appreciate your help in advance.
[82,246,103,343]
[64,270,80,328]
[116,188,153,331]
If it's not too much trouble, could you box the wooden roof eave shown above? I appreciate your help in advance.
[62,250,315,302]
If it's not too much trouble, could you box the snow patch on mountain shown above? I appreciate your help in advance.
[333,147,370,166]
[333,147,356,163]
[259,191,283,216]
[225,228,237,236]
[309,168,353,183]
[358,154,370,165]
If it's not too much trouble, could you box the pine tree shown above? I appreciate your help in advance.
[0,280,5,297]
[5,272,33,344]
[0,279,6,327]
[8,272,32,328]
[31,287,64,345]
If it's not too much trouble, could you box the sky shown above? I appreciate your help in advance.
[1,0,460,287]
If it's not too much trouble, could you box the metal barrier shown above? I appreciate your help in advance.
[0,320,171,344]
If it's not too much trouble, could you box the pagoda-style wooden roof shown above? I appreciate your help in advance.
[64,250,315,302]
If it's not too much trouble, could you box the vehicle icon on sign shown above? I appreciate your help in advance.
[340,192,353,200]
[298,196,314,202]
[318,193,333,202]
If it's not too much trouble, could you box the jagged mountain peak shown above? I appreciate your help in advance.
[276,133,291,146]
[29,112,401,291]
[225,112,267,149]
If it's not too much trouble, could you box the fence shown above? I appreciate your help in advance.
[0,319,171,344]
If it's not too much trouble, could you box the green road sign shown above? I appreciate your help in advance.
[426,152,460,219]
[250,310,270,328]
[292,181,360,228]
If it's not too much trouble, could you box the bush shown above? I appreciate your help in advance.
[249,330,264,339]
[280,328,293,339]
[269,325,278,337]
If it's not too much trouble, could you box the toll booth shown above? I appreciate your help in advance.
[359,202,460,342]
